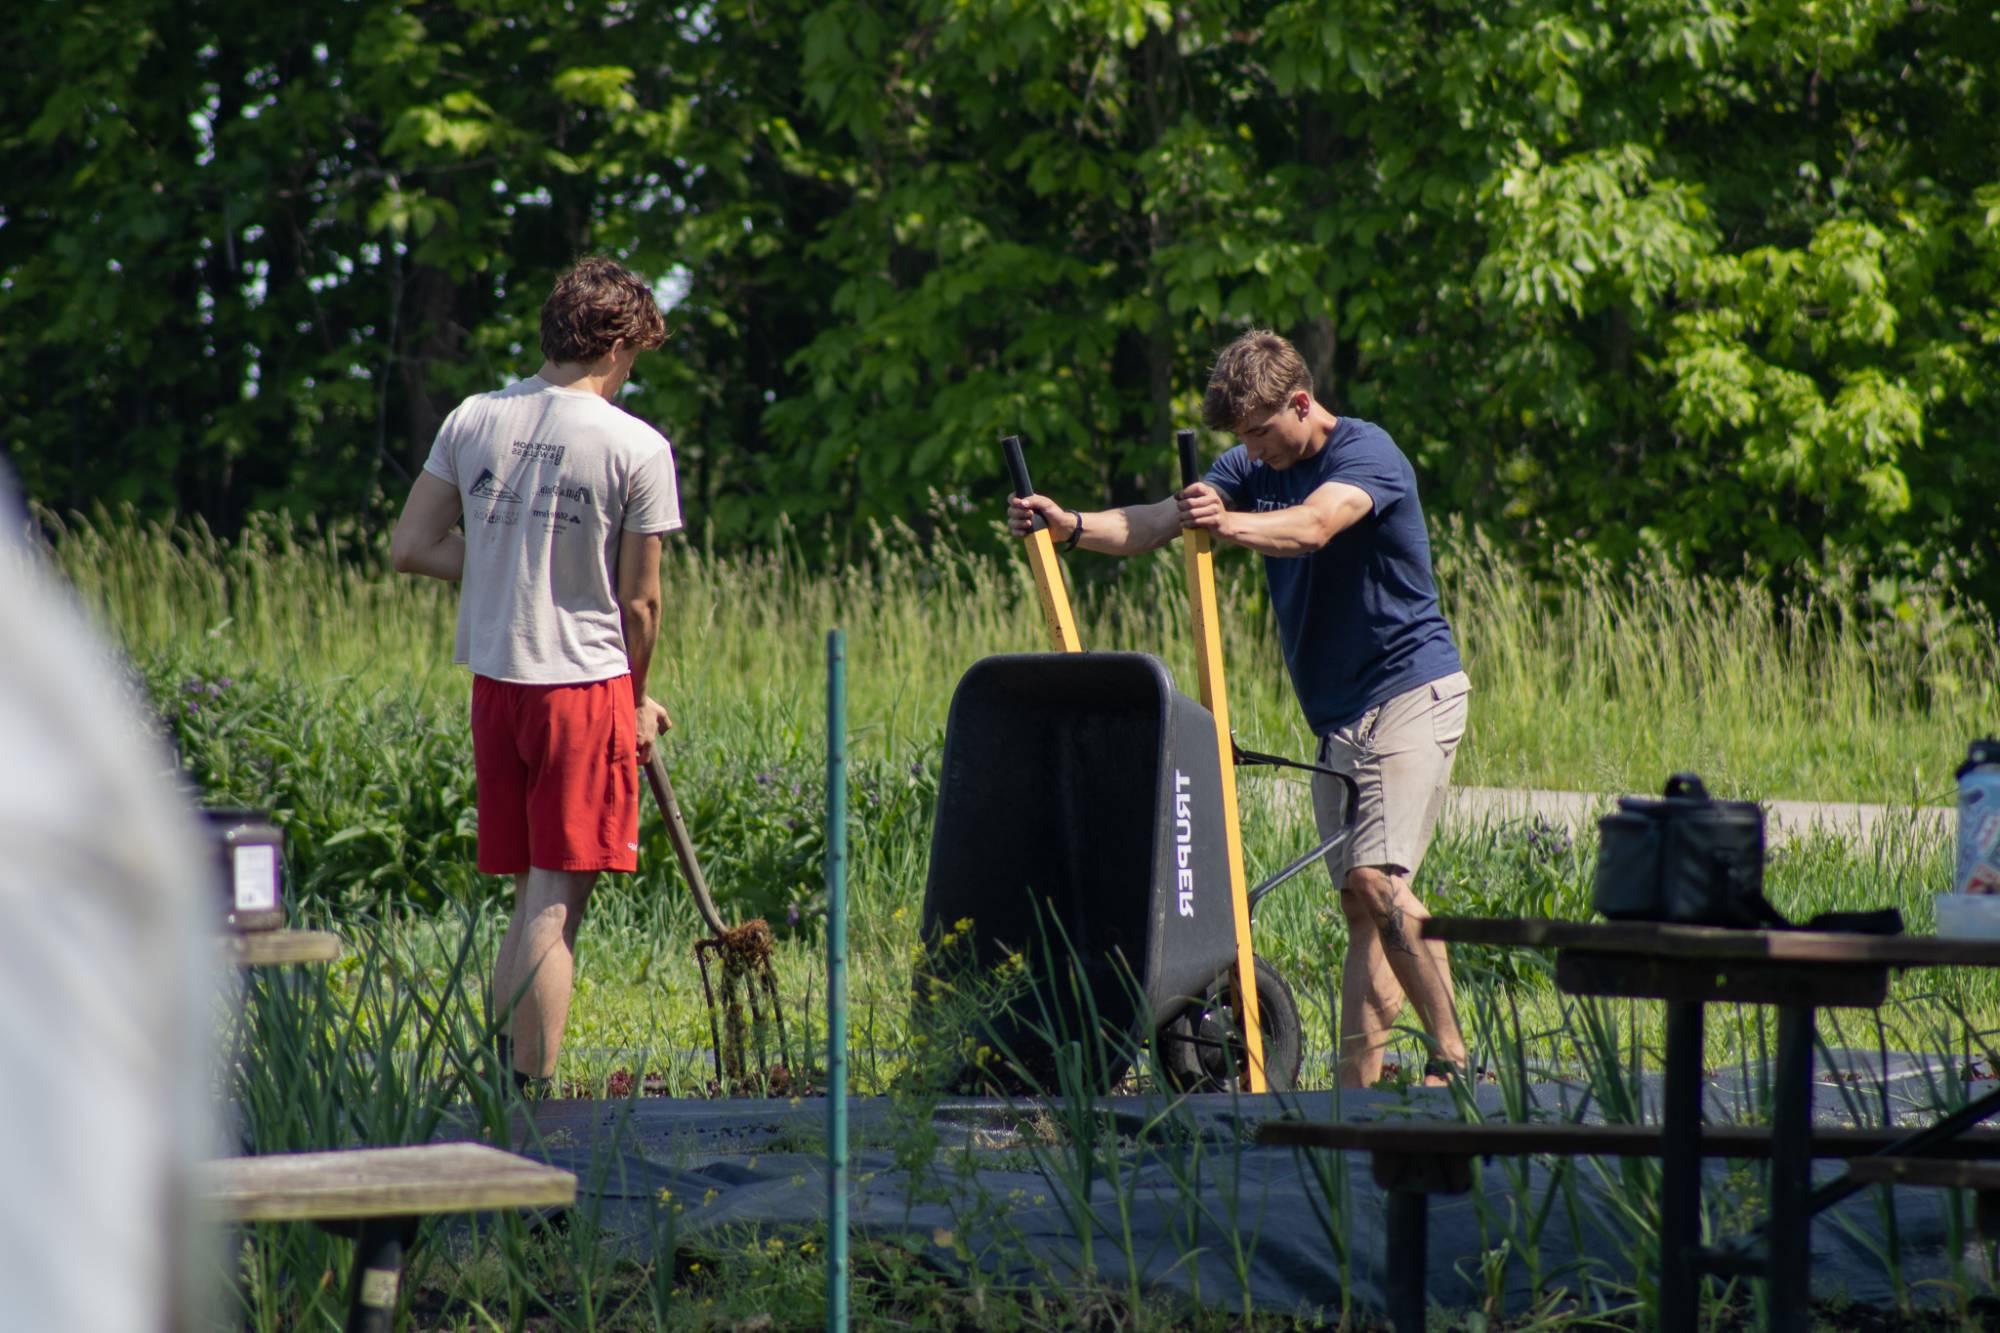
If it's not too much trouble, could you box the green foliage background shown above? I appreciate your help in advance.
[6,0,1998,605]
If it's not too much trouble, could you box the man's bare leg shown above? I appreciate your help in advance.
[1339,865,1467,1086]
[1337,906,1407,1087]
[492,873,528,1045]
[492,867,596,1080]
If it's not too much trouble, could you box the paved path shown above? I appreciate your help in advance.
[1261,780,1951,847]
[1442,785,1951,846]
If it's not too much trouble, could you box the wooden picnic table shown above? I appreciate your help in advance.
[1421,916,2000,1333]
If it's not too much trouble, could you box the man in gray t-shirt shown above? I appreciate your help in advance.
[391,256,679,1094]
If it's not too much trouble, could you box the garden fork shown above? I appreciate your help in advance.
[643,749,794,1095]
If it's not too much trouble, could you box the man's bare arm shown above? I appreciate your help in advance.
[1006,494,1183,555]
[1179,480,1373,557]
[389,473,465,581]
[617,529,668,762]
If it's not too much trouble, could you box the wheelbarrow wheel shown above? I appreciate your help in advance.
[1157,956,1303,1093]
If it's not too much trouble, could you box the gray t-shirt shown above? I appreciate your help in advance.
[423,376,682,684]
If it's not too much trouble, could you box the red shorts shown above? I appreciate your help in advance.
[471,674,638,875]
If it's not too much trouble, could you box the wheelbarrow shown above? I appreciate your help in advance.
[931,437,1356,1094]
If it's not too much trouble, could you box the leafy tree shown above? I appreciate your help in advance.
[5,0,1996,612]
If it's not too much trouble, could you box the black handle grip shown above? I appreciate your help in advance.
[1002,434,1047,532]
[1002,435,1032,497]
[1177,429,1200,489]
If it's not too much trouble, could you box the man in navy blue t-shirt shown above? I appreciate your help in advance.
[1008,329,1471,1087]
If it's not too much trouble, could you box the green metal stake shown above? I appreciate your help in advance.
[824,627,849,1333]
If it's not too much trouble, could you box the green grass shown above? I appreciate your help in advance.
[280,810,1977,1105]
[1438,522,1999,804]
[219,866,2000,1331]
[36,508,2000,1327]
[46,506,2000,806]
[49,505,1998,1078]
[36,506,2000,1076]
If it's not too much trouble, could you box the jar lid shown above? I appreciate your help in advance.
[199,807,275,833]
[200,806,268,820]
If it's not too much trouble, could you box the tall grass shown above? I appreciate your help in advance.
[217,886,2000,1330]
[39,505,2000,1085]
[83,506,1990,1326]
[1438,521,2000,802]
[46,506,2000,806]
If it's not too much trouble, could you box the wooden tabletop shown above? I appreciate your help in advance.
[219,929,344,967]
[1421,916,2000,968]
[197,1142,577,1222]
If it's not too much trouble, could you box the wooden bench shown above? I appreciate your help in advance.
[1256,1119,2000,1333]
[198,1142,576,1333]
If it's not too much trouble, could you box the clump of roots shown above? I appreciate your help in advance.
[696,920,795,1096]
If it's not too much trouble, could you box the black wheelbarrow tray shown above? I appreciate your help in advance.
[914,651,1355,1094]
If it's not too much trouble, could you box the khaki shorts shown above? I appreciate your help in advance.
[1310,671,1471,882]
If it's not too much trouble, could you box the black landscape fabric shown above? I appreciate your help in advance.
[477,1054,1993,1317]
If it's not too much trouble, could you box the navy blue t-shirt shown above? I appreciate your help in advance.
[1206,417,1462,734]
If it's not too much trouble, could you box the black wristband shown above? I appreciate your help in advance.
[1061,510,1083,552]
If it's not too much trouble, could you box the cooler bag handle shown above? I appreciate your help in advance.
[1664,772,1710,802]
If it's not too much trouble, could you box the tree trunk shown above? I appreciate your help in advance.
[399,263,461,471]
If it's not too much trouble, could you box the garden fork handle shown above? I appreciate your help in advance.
[644,748,728,936]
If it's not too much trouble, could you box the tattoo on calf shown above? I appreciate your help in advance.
[1379,902,1414,954]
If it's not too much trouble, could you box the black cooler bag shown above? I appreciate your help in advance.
[1593,773,1771,927]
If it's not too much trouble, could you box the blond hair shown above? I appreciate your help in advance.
[1201,329,1311,431]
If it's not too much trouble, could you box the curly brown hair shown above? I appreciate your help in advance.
[539,256,668,365]
[1201,329,1312,432]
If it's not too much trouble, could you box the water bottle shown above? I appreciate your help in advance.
[1959,740,2000,896]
